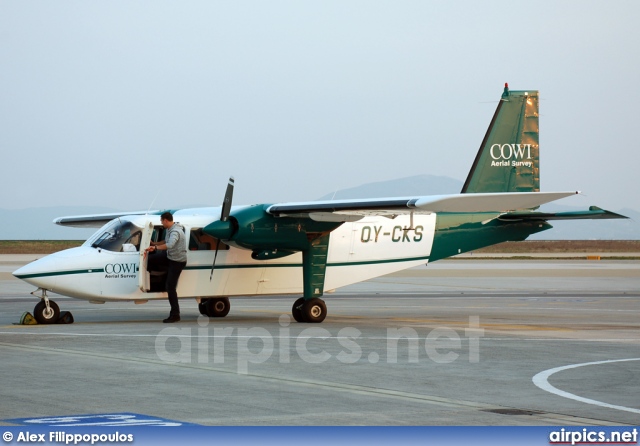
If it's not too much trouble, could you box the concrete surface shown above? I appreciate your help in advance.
[1,257,639,426]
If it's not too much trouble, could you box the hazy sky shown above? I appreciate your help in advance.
[2,1,639,214]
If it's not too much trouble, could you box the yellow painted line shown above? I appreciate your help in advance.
[387,318,573,332]
[385,270,640,278]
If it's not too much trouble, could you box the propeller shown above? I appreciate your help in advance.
[210,177,234,281]
[220,177,234,223]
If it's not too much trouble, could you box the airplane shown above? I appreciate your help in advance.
[13,84,627,324]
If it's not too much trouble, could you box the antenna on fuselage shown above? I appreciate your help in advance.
[145,189,162,216]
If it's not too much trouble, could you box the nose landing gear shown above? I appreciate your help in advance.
[30,288,63,324]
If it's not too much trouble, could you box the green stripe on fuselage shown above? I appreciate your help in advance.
[14,269,106,280]
[19,256,432,280]
[185,255,431,271]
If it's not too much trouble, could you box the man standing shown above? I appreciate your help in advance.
[145,212,188,323]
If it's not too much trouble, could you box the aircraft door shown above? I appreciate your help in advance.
[138,221,154,292]
[348,222,368,261]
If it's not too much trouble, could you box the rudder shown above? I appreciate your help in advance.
[461,84,540,193]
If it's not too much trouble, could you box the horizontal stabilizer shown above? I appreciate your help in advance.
[499,206,628,221]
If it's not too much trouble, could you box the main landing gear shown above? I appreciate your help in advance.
[291,297,327,323]
[198,297,231,318]
[31,288,60,324]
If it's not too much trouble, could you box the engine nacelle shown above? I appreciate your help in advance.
[203,204,343,254]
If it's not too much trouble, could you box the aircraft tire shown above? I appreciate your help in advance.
[301,298,326,323]
[206,297,230,318]
[292,297,306,323]
[33,300,60,324]
[198,299,209,316]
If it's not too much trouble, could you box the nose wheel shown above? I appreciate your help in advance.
[30,289,61,324]
[33,300,60,324]
[292,297,327,323]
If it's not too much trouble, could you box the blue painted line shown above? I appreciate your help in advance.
[5,412,198,427]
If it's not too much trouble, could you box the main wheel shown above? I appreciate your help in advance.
[292,297,306,323]
[206,297,230,318]
[33,300,60,324]
[198,298,209,316]
[301,298,326,323]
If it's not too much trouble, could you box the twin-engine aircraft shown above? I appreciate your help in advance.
[13,85,626,324]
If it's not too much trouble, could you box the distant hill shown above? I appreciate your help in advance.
[2,176,639,240]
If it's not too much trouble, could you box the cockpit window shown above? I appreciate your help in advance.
[88,220,144,252]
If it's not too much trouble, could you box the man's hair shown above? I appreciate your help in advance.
[160,212,174,222]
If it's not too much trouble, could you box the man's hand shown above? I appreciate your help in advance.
[143,245,156,260]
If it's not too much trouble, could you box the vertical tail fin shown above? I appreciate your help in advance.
[461,84,540,193]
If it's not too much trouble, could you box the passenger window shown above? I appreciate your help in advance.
[189,229,229,251]
[152,226,166,243]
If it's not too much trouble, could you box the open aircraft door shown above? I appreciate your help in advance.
[138,221,154,292]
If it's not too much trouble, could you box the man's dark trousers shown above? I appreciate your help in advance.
[148,251,187,316]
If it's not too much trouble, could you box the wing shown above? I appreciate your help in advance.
[54,211,160,228]
[267,191,581,221]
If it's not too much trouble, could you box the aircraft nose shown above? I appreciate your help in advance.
[13,254,60,290]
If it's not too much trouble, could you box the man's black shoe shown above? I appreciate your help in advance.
[163,315,180,323]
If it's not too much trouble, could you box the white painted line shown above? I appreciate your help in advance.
[532,358,640,414]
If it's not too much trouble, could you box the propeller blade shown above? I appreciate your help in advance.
[220,177,234,221]
[211,176,234,281]
[209,239,221,281]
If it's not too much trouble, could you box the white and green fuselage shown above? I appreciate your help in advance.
[14,210,436,302]
[12,85,626,322]
[11,205,555,303]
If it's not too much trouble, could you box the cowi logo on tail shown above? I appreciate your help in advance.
[461,83,540,194]
[490,144,533,167]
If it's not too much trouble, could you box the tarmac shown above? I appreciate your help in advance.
[1,255,639,426]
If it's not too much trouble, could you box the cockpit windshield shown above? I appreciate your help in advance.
[85,219,144,252]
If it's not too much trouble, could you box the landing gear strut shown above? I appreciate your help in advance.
[292,297,327,323]
[31,288,60,324]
